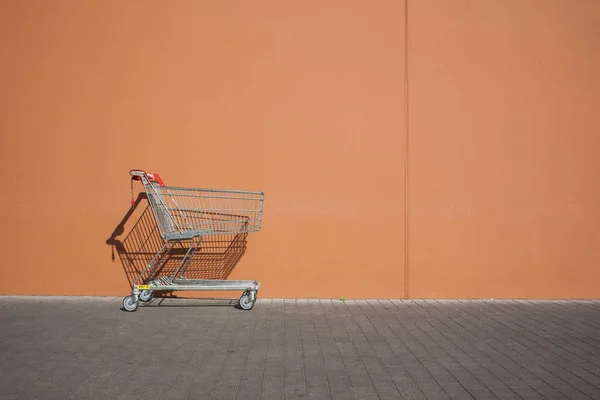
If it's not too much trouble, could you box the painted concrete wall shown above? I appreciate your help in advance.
[408,0,600,298]
[1,1,407,298]
[1,1,598,298]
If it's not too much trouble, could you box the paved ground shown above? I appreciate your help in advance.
[0,297,599,400]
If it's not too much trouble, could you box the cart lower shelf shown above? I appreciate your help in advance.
[147,277,260,292]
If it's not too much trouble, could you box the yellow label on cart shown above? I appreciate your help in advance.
[138,285,150,289]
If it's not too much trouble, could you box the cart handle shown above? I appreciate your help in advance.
[130,170,165,186]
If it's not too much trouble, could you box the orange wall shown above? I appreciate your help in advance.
[1,1,599,299]
[0,1,407,298]
[408,0,600,298]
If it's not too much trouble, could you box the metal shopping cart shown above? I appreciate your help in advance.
[122,170,264,312]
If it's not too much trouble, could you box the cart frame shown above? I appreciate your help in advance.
[122,170,264,312]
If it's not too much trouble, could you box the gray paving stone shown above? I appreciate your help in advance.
[1,296,600,400]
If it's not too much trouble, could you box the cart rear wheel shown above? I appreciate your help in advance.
[139,289,153,302]
[123,296,138,312]
[239,293,255,311]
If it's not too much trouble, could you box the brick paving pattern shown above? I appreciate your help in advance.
[0,297,599,399]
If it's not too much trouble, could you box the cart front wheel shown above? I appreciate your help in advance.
[239,292,255,311]
[123,296,138,312]
[139,289,153,302]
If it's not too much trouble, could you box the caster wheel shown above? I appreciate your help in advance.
[239,292,255,311]
[139,289,153,302]
[123,296,138,312]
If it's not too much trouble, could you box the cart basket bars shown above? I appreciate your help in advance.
[131,170,264,240]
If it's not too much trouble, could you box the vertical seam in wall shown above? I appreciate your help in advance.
[404,0,410,300]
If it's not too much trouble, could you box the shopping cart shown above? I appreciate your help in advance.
[122,170,264,312]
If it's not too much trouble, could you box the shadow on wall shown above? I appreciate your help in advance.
[106,193,248,288]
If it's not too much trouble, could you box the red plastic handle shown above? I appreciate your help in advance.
[130,170,166,208]
[130,170,165,186]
